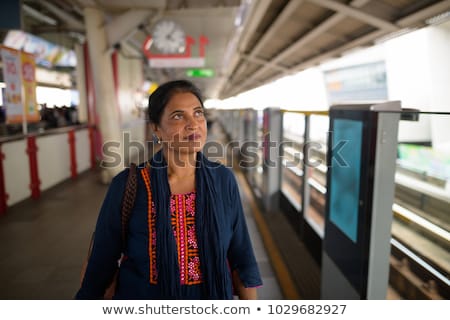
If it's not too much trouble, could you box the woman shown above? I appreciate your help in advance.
[76,80,262,299]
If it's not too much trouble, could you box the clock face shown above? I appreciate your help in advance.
[152,20,186,54]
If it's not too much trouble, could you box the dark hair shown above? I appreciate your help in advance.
[147,79,204,125]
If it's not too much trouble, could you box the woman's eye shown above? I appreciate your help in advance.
[173,114,182,120]
[195,110,204,117]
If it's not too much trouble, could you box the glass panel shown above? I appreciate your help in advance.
[281,112,305,210]
[252,110,264,192]
[304,114,329,235]
[392,112,450,277]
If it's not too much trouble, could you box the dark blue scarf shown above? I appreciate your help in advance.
[150,150,232,299]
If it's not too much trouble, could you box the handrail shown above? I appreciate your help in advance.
[0,123,92,144]
[281,109,329,116]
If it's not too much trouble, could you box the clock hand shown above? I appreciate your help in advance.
[165,24,175,40]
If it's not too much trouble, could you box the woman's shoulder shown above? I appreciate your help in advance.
[203,158,239,189]
[204,158,233,177]
[112,166,133,182]
[109,163,143,190]
[112,162,147,180]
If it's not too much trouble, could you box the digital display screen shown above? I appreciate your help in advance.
[329,119,363,243]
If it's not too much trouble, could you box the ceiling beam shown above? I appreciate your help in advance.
[212,0,272,98]
[72,0,97,7]
[119,41,144,59]
[106,9,153,49]
[230,29,386,97]
[241,54,290,72]
[228,0,371,96]
[253,0,305,54]
[230,0,305,83]
[39,0,85,31]
[396,0,450,27]
[22,4,57,26]
[225,0,450,98]
[291,31,385,74]
[310,0,399,32]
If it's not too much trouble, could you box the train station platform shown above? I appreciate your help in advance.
[1,115,446,300]
[0,121,286,299]
[0,0,449,303]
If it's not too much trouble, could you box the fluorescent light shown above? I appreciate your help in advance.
[426,10,450,25]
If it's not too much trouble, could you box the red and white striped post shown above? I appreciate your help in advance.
[0,144,8,215]
[26,136,40,199]
[68,129,77,179]
[88,126,96,169]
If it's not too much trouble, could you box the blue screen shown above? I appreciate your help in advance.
[329,119,363,243]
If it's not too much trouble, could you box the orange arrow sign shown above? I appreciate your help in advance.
[199,35,209,57]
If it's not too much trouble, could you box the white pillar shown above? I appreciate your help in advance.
[428,21,450,152]
[74,43,88,124]
[84,7,123,182]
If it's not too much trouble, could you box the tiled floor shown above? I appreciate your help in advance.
[0,170,106,299]
[0,122,283,299]
[240,191,283,299]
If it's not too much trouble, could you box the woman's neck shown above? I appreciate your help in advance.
[163,149,197,178]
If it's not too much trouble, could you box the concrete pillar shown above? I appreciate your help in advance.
[84,7,122,182]
[262,107,283,213]
[74,43,88,124]
[428,21,450,152]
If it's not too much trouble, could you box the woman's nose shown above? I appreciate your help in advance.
[185,116,197,129]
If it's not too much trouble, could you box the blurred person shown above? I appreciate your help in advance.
[0,106,5,124]
[76,79,262,299]
[55,107,67,127]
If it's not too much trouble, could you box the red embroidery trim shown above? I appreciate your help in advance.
[141,168,157,284]
[141,168,202,285]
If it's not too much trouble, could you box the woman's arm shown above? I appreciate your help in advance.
[76,171,126,299]
[232,270,258,300]
[225,171,263,298]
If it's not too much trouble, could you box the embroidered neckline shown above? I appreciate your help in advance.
[171,190,196,197]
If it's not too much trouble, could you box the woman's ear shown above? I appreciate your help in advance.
[151,123,158,134]
[151,124,161,144]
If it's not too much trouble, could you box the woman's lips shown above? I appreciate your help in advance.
[187,133,201,140]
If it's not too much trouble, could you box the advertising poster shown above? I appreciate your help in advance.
[21,51,39,122]
[0,46,23,123]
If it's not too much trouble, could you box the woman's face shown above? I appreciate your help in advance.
[153,91,207,155]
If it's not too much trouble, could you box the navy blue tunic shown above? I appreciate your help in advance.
[76,163,262,299]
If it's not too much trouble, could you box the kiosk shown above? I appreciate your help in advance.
[321,101,401,299]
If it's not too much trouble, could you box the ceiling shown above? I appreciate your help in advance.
[12,0,450,100]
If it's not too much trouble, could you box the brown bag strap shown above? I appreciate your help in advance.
[120,163,137,251]
[80,164,138,285]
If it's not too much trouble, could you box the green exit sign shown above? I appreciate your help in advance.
[186,68,215,78]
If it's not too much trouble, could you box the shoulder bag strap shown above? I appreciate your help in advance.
[120,163,137,251]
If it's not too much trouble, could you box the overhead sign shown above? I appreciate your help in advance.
[143,34,209,68]
[148,57,204,68]
[324,61,387,104]
[186,68,214,78]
